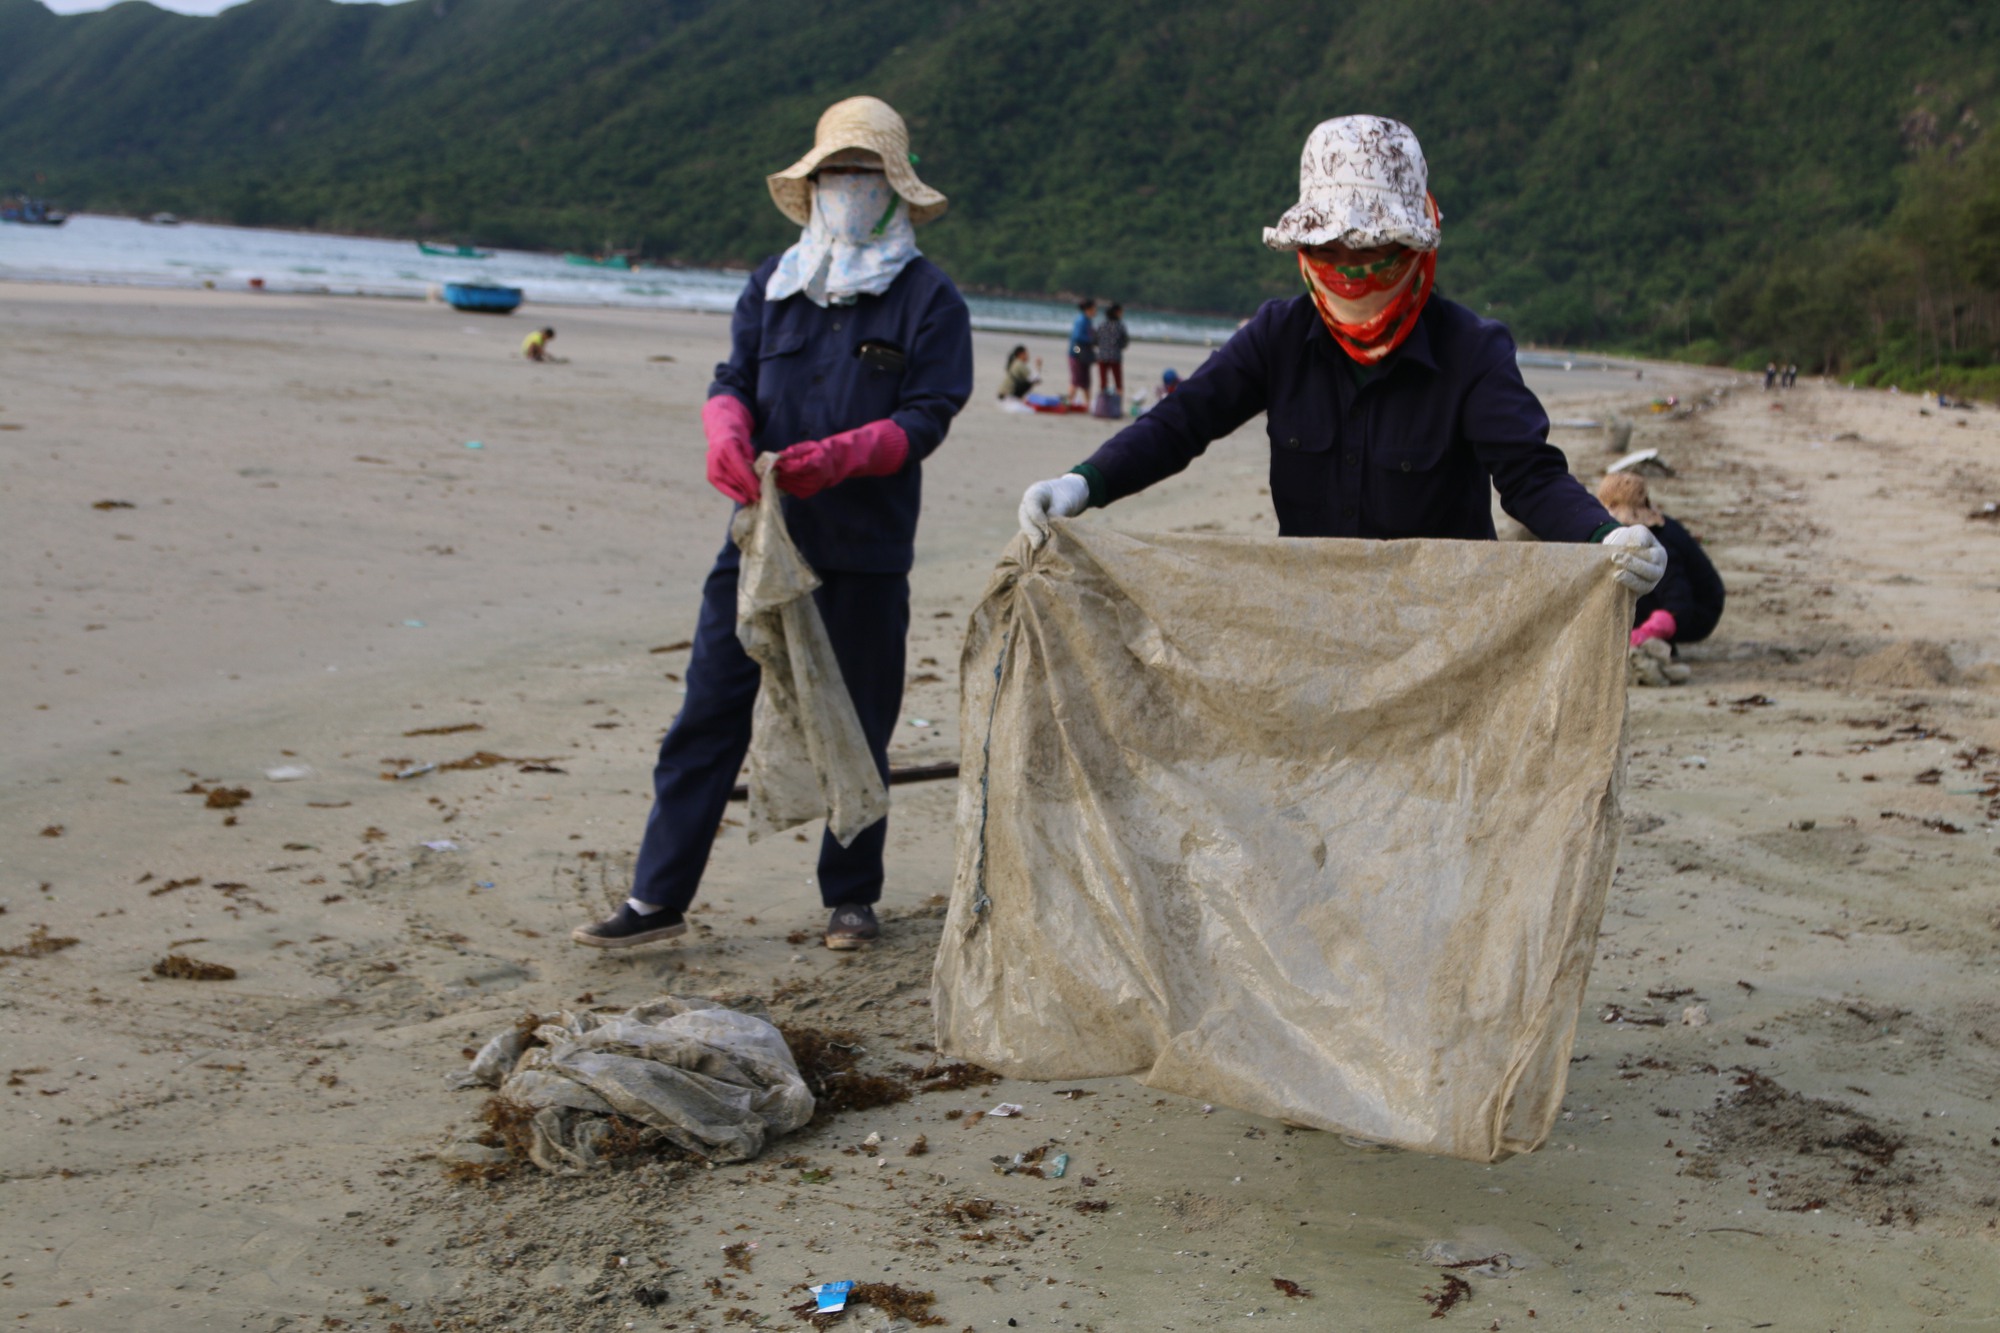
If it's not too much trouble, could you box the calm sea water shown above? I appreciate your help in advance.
[0,214,1240,346]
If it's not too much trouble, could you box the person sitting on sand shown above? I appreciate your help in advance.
[1597,472,1724,687]
[522,327,556,361]
[572,95,973,954]
[999,345,1041,399]
[1016,115,1667,601]
[1067,299,1097,410]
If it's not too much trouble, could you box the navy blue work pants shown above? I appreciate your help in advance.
[629,545,908,912]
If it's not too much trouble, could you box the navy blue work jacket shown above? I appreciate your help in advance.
[1081,293,1614,543]
[710,255,974,574]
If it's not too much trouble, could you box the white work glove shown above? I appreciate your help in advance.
[1017,473,1092,547]
[1603,524,1668,595]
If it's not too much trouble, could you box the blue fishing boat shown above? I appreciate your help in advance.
[443,282,522,314]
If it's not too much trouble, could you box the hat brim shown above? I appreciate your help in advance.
[1262,192,1438,252]
[768,143,947,227]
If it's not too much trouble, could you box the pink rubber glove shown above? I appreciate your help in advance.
[1630,608,1677,648]
[772,419,910,499]
[703,395,760,505]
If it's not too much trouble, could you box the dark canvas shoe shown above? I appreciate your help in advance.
[824,903,880,950]
[571,903,687,949]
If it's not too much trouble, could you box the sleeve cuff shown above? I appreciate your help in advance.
[1069,463,1108,509]
[1588,521,1620,543]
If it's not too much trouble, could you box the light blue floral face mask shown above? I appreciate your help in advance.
[767,170,921,307]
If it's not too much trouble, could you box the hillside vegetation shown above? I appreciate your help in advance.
[3,0,1997,387]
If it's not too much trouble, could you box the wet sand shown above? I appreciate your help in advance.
[3,282,1998,1331]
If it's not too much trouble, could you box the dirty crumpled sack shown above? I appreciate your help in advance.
[729,453,889,846]
[932,524,1629,1163]
[456,996,814,1170]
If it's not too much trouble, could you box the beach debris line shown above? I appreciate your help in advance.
[381,751,565,780]
[403,722,484,737]
[152,954,236,981]
[1,925,80,958]
[787,1280,942,1327]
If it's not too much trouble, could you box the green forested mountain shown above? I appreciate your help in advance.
[3,0,1997,384]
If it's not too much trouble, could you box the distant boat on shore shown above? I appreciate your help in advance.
[419,241,492,259]
[564,252,631,270]
[2,197,67,226]
[442,282,522,314]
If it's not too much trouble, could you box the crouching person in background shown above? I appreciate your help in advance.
[1598,472,1725,687]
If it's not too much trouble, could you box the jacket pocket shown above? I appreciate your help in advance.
[759,330,807,361]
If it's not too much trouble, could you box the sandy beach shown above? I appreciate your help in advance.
[4,281,1999,1332]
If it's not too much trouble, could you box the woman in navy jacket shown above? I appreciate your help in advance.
[1018,115,1668,598]
[575,97,973,953]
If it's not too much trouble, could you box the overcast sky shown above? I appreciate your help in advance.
[41,0,377,13]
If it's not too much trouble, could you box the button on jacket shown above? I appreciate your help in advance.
[1081,293,1613,543]
[710,254,974,574]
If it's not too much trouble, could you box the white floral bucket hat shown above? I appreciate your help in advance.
[768,96,947,228]
[1263,115,1440,252]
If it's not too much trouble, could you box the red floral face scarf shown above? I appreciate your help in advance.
[1296,194,1440,365]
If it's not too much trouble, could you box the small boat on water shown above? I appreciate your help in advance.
[146,212,180,226]
[564,252,631,270]
[1,196,67,226]
[419,241,492,259]
[443,282,523,314]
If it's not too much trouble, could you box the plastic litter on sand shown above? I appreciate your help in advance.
[263,764,313,781]
[810,1281,854,1313]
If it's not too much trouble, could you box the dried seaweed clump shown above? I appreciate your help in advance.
[476,1095,540,1160]
[779,1025,912,1121]
[153,954,236,981]
[913,1061,1002,1094]
[189,784,253,809]
[1422,1274,1472,1318]
[1,926,80,959]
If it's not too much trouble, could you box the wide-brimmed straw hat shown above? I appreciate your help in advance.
[1597,472,1663,527]
[768,96,947,227]
[1263,115,1440,252]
